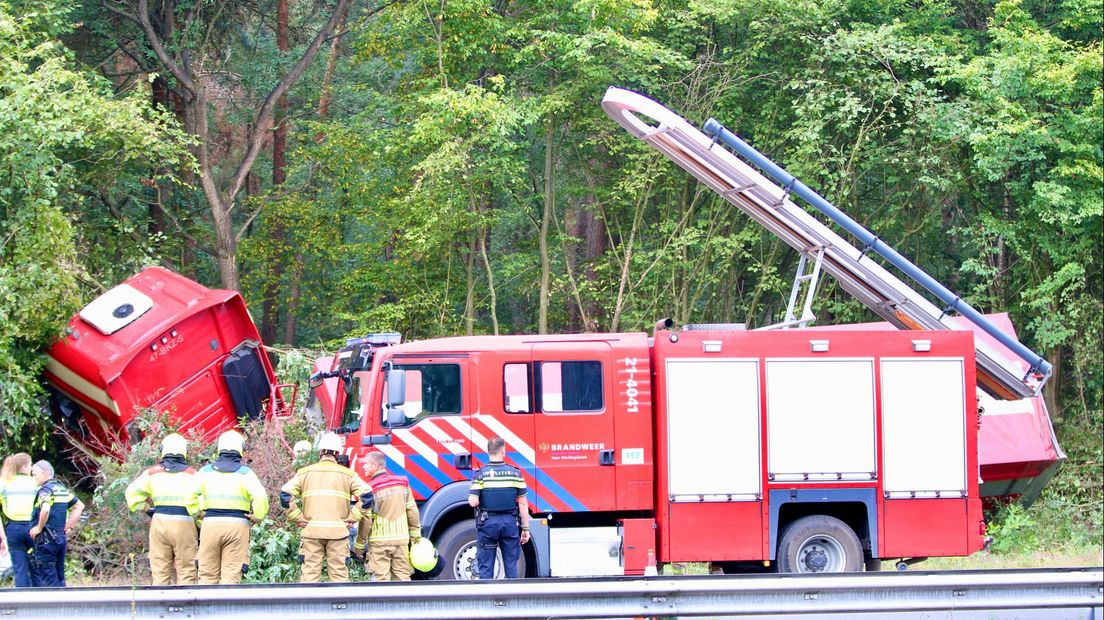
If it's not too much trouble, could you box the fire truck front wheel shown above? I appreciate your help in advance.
[777,515,863,573]
[436,520,527,580]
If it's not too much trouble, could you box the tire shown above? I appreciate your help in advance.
[435,520,526,580]
[777,515,863,573]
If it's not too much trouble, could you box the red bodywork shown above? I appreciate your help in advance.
[319,326,986,573]
[811,314,1064,507]
[44,267,283,453]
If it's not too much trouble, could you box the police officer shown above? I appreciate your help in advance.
[28,460,84,587]
[353,451,421,581]
[125,433,200,585]
[196,431,268,584]
[280,433,373,583]
[0,453,38,587]
[468,437,530,579]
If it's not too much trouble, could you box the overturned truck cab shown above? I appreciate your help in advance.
[44,267,291,455]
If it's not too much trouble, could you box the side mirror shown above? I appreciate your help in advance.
[385,406,406,428]
[386,368,406,406]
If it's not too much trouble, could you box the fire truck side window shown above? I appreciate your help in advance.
[503,363,531,413]
[538,361,603,412]
[382,363,462,426]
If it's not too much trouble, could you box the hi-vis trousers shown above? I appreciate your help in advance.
[148,514,198,585]
[198,517,251,584]
[299,537,348,583]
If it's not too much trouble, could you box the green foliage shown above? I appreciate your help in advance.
[0,0,191,452]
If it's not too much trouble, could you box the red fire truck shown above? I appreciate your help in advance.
[306,324,986,577]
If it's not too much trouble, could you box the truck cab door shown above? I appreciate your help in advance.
[376,357,474,499]
[531,342,616,513]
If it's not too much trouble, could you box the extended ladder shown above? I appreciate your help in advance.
[601,87,1051,400]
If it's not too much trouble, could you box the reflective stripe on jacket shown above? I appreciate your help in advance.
[197,464,269,520]
[280,457,372,540]
[0,474,39,522]
[125,465,200,516]
[32,478,78,530]
[354,472,420,550]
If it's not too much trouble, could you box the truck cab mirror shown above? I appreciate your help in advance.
[384,405,406,428]
[386,368,406,406]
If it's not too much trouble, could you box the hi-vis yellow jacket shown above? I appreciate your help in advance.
[354,471,420,551]
[125,462,200,518]
[280,456,372,540]
[197,463,269,521]
[0,474,39,522]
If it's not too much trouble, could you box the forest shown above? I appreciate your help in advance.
[0,0,1100,564]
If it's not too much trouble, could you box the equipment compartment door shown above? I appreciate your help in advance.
[531,342,615,513]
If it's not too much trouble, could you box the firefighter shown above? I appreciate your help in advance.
[0,453,39,587]
[196,431,268,584]
[125,433,200,585]
[468,436,530,579]
[280,433,373,583]
[28,460,84,587]
[352,451,421,581]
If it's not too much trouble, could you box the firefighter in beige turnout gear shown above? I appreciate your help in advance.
[280,433,373,582]
[353,451,421,581]
[196,431,269,584]
[124,433,200,585]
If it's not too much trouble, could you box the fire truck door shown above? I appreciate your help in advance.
[531,342,616,513]
[380,359,474,499]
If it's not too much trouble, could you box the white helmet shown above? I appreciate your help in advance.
[217,430,245,454]
[318,432,343,453]
[160,433,188,458]
[292,440,312,455]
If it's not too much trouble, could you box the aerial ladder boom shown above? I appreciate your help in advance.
[601,87,1051,400]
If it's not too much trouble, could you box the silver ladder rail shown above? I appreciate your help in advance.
[601,86,1051,400]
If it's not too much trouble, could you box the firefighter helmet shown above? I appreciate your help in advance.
[318,432,343,453]
[160,433,188,458]
[217,430,245,454]
[409,537,439,573]
[292,440,311,455]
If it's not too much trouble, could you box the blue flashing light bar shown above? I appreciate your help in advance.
[346,332,402,347]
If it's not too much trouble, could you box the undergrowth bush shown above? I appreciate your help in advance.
[70,394,318,584]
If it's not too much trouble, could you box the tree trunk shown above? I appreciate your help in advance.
[283,252,304,345]
[464,231,477,336]
[478,220,499,336]
[261,0,290,344]
[538,122,554,334]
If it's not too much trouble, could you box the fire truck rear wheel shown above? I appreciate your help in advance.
[435,520,527,581]
[777,515,863,573]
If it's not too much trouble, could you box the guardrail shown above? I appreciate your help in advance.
[0,567,1100,619]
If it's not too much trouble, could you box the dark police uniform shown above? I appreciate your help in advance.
[31,478,79,587]
[469,460,527,579]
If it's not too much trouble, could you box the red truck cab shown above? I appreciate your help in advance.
[44,267,287,454]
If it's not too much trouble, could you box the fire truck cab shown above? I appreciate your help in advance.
[319,322,985,578]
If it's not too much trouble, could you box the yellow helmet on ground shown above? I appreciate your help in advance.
[217,430,245,454]
[160,433,188,458]
[409,537,439,573]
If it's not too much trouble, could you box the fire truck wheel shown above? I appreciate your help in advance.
[777,515,863,573]
[436,520,527,581]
